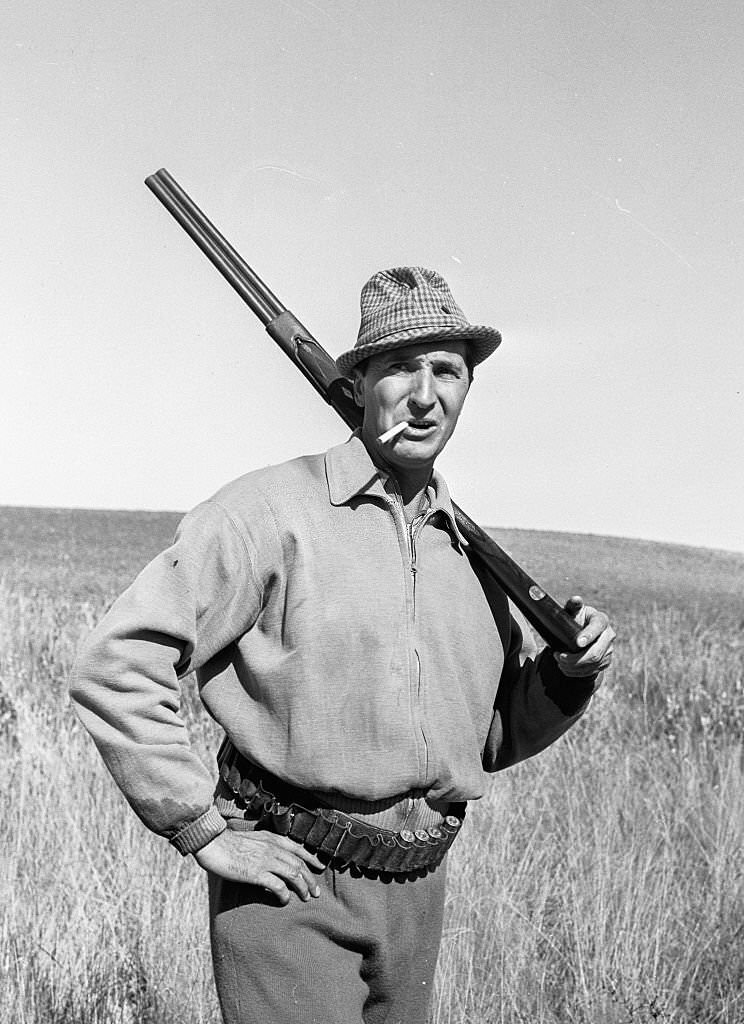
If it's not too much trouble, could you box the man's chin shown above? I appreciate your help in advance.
[385,440,443,469]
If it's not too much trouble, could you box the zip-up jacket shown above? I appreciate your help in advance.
[70,433,595,855]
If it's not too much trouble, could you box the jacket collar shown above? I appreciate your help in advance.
[325,431,464,549]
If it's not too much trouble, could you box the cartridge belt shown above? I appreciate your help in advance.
[217,740,465,876]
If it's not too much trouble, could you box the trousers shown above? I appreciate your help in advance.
[208,856,448,1024]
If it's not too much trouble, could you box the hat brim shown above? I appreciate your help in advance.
[336,325,502,377]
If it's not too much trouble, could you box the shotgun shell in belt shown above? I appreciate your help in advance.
[428,827,444,840]
[414,830,430,843]
[445,815,461,829]
[399,830,415,844]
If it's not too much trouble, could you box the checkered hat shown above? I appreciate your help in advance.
[336,266,502,376]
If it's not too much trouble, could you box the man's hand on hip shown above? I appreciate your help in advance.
[194,828,324,904]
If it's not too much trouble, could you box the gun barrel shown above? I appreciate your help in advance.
[145,168,583,653]
[146,170,281,324]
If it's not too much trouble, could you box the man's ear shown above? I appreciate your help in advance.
[351,369,365,408]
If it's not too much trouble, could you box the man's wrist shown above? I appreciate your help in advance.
[540,648,597,715]
[170,805,227,856]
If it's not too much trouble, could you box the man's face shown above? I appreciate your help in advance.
[353,339,472,475]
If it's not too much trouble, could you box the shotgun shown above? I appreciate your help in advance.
[144,167,582,653]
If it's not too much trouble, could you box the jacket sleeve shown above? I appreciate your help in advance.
[482,602,597,772]
[69,499,266,854]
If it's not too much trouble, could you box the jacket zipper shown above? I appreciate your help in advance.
[407,510,432,614]
[388,487,433,786]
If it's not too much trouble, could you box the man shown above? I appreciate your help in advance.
[70,266,614,1024]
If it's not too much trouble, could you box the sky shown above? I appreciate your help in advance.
[3,1,743,553]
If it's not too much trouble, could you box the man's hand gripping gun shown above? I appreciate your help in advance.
[144,168,583,654]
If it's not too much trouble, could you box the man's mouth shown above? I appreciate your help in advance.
[377,419,439,445]
[406,419,437,433]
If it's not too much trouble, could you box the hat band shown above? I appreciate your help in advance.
[359,314,470,348]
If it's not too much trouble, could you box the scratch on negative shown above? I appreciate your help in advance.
[254,165,320,184]
[608,194,696,271]
[302,0,336,20]
[274,0,314,20]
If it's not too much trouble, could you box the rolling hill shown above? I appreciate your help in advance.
[1,505,741,623]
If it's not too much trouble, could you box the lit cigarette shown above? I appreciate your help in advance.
[377,421,408,444]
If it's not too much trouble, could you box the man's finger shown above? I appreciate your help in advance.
[283,862,321,901]
[575,608,610,648]
[251,834,324,899]
[257,831,325,871]
[274,851,322,898]
[555,629,615,675]
[257,871,292,906]
[255,851,321,902]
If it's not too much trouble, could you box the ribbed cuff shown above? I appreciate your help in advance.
[170,805,227,856]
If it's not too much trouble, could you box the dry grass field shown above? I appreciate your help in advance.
[1,505,743,1023]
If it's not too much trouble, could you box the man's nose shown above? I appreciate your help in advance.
[409,367,435,408]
